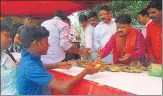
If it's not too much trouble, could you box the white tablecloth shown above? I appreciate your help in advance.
[52,66,162,95]
[11,52,162,95]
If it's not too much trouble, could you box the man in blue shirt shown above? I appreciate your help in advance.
[17,25,99,95]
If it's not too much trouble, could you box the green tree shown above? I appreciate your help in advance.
[81,0,150,25]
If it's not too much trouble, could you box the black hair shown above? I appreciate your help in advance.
[138,8,148,16]
[79,15,87,22]
[147,1,162,11]
[99,5,110,12]
[24,15,32,19]
[20,25,49,48]
[66,17,70,23]
[115,14,132,24]
[1,21,11,32]
[54,10,68,21]
[87,11,98,20]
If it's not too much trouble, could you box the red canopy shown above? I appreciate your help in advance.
[1,0,111,19]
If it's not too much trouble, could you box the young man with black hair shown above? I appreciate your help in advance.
[87,11,99,59]
[16,25,99,95]
[78,14,90,48]
[137,8,152,38]
[95,14,146,65]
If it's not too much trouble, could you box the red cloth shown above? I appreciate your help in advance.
[47,70,134,95]
[114,27,136,64]
[146,21,162,64]
[101,27,145,64]
[1,1,111,18]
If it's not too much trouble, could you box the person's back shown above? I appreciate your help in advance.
[41,16,71,64]
[69,26,80,43]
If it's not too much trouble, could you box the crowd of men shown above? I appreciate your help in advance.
[1,0,162,95]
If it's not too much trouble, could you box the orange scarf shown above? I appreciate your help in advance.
[113,27,137,64]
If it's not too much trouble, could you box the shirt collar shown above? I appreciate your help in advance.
[22,50,41,61]
[53,16,62,20]
[101,18,115,25]
[145,19,152,27]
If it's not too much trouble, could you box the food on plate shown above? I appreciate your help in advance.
[88,50,92,54]
[109,66,121,72]
[99,67,105,72]
[121,68,130,72]
[95,64,101,68]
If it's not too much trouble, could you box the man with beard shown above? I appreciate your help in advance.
[146,1,162,64]
[137,8,152,38]
[94,14,146,65]
[93,5,116,63]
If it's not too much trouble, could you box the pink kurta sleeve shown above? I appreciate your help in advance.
[101,34,116,58]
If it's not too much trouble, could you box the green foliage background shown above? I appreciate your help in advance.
[81,0,150,25]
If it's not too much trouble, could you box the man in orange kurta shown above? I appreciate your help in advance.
[146,1,162,64]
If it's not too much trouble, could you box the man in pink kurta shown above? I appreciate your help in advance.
[95,14,146,65]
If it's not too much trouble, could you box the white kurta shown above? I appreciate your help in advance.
[92,19,117,63]
[1,51,18,95]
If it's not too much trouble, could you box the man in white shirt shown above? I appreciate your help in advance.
[93,5,116,63]
[86,11,99,59]
[1,22,18,95]
[78,14,90,48]
[137,8,152,38]
[41,11,89,64]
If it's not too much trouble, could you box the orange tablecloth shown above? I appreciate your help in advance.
[48,70,134,95]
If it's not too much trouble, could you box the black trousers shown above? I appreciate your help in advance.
[64,42,81,61]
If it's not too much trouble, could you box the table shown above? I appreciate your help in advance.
[11,52,162,95]
[48,66,162,95]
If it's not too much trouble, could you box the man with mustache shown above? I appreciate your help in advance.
[94,14,146,65]
[146,1,162,64]
[93,5,116,63]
